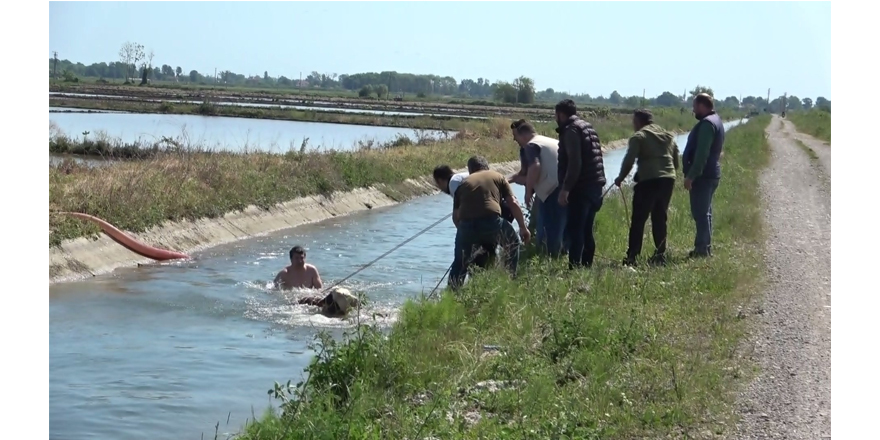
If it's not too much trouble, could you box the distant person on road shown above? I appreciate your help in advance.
[273,246,323,290]
[447,155,530,289]
[614,109,680,266]
[512,120,568,257]
[682,93,726,258]
[508,119,542,242]
[554,99,607,269]
[296,286,359,318]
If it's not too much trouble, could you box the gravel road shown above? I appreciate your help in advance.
[732,115,831,439]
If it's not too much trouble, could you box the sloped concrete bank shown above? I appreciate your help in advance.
[48,161,522,284]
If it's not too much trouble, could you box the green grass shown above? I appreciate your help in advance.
[787,109,831,143]
[795,139,819,160]
[234,115,772,439]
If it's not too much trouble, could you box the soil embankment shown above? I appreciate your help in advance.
[49,161,520,284]
[732,115,831,438]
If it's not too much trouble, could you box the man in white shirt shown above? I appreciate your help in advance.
[512,121,568,257]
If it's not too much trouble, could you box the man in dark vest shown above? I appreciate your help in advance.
[555,99,606,269]
[682,93,725,258]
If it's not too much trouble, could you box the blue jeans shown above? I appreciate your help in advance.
[449,216,521,289]
[566,184,604,268]
[689,178,720,255]
[538,187,568,257]
[530,197,543,246]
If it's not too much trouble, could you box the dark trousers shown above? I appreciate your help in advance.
[449,216,521,289]
[627,177,675,258]
[566,184,604,268]
[689,177,720,255]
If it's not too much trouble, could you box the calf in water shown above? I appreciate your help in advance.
[297,287,360,318]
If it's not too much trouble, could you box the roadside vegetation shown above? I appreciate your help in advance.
[234,115,772,439]
[787,109,831,143]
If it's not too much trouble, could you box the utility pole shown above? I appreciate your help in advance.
[215,67,217,83]
[52,51,58,80]
[782,92,787,113]
[299,72,302,90]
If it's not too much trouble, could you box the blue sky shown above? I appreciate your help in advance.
[49,1,831,101]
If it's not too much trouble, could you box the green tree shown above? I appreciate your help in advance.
[802,97,813,110]
[358,85,373,98]
[375,84,389,99]
[815,97,831,111]
[189,70,200,82]
[689,85,714,99]
[723,96,740,108]
[493,82,517,104]
[175,66,182,78]
[654,91,680,107]
[513,76,535,104]
[787,96,803,110]
[609,90,623,105]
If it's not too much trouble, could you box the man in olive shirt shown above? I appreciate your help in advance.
[614,109,680,266]
[448,156,531,289]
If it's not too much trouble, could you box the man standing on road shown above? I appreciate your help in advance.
[682,93,726,258]
[448,155,530,289]
[508,119,542,243]
[614,109,680,266]
[512,121,567,257]
[555,99,606,269]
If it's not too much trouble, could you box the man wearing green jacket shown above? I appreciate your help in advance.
[614,109,680,266]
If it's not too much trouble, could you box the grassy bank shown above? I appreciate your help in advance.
[50,97,492,132]
[235,116,772,439]
[49,133,519,245]
[787,109,831,143]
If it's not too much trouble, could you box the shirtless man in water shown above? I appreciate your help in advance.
[273,246,323,290]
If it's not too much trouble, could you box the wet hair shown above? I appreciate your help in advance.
[555,99,577,118]
[467,155,490,173]
[510,118,528,130]
[290,245,305,260]
[633,109,654,126]
[513,121,536,135]
[433,164,454,182]
[694,93,714,110]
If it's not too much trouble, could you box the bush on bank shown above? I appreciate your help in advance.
[787,109,831,143]
[234,116,772,439]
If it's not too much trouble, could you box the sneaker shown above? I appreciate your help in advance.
[622,256,637,267]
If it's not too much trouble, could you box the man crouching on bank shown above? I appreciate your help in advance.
[446,155,531,289]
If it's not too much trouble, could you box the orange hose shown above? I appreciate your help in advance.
[57,212,190,261]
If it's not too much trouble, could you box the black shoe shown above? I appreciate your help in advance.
[622,256,637,267]
[687,250,711,259]
[648,253,667,266]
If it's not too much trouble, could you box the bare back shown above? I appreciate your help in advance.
[274,264,323,290]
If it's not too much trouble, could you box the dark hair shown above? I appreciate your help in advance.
[514,121,536,135]
[694,93,714,110]
[290,246,305,260]
[555,99,577,118]
[433,164,454,182]
[509,118,527,130]
[633,109,654,125]
[467,155,490,173]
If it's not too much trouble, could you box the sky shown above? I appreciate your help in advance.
[48,1,831,101]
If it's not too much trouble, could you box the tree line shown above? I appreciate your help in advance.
[49,43,831,111]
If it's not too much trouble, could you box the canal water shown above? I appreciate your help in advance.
[49,120,744,440]
[49,110,452,153]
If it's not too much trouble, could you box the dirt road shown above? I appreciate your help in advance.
[733,115,831,439]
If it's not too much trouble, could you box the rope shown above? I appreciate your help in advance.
[426,264,453,300]
[320,212,453,294]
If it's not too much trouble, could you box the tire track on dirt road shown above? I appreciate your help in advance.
[732,115,831,439]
